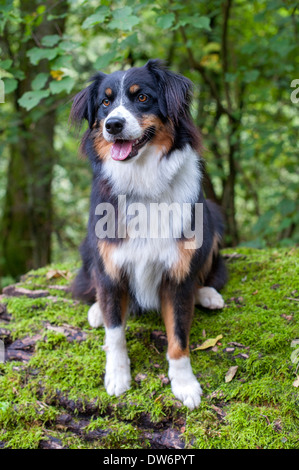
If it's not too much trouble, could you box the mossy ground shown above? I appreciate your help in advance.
[0,248,298,449]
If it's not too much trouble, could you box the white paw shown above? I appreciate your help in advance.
[105,358,131,397]
[171,378,202,410]
[104,326,131,397]
[196,287,224,310]
[168,356,202,410]
[88,302,104,328]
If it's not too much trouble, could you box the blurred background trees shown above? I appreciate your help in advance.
[0,0,298,285]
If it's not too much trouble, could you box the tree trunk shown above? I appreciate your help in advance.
[0,1,67,278]
[221,119,240,246]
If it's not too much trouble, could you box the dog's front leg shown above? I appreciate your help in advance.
[88,286,131,397]
[161,282,202,409]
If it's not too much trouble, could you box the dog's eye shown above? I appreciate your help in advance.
[138,94,148,103]
[102,98,111,107]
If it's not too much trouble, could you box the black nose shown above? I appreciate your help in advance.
[105,117,125,135]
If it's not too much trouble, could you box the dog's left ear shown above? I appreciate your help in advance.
[145,59,193,124]
[70,72,106,129]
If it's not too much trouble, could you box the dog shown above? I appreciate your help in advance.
[70,60,227,409]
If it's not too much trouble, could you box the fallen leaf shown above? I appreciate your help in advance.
[290,348,299,364]
[135,373,147,383]
[158,374,170,386]
[292,376,299,388]
[270,283,281,290]
[211,404,226,420]
[193,334,223,351]
[228,341,249,349]
[46,269,70,280]
[236,353,249,359]
[225,365,238,383]
[224,347,235,353]
[281,314,293,321]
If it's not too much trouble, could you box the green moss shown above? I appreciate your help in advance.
[0,248,298,448]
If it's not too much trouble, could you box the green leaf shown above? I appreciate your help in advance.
[49,76,75,94]
[243,69,260,83]
[81,6,110,29]
[27,47,59,65]
[47,13,68,21]
[18,90,50,110]
[41,34,61,47]
[118,32,138,50]
[59,40,79,52]
[50,55,73,70]
[3,77,18,94]
[31,73,48,91]
[0,59,13,70]
[108,7,139,31]
[225,72,238,83]
[9,68,25,80]
[36,5,46,15]
[277,199,296,215]
[241,42,259,55]
[156,13,175,29]
[192,16,211,30]
[94,51,117,70]
[177,15,211,31]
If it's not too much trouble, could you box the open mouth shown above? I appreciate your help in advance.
[111,127,155,161]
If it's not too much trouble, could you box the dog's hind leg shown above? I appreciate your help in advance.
[88,301,104,328]
[195,253,227,309]
[195,286,224,309]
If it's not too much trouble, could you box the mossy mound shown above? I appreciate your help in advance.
[0,248,298,449]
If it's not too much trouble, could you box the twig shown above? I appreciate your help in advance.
[261,414,271,426]
[178,24,238,123]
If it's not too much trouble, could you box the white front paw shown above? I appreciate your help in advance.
[88,302,104,328]
[196,287,224,310]
[104,326,131,397]
[171,377,202,410]
[105,359,131,397]
[168,356,202,410]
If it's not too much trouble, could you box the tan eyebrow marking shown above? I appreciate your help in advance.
[105,87,113,97]
[129,84,140,94]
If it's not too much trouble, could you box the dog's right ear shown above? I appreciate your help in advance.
[70,72,106,129]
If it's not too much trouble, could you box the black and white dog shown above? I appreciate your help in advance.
[71,60,227,409]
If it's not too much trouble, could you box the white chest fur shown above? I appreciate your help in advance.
[102,144,201,310]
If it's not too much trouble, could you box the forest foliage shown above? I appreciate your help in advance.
[0,0,298,284]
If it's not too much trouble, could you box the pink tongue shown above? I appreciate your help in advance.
[111,140,133,161]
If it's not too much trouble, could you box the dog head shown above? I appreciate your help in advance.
[71,60,200,161]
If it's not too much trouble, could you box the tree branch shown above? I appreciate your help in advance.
[179,24,238,123]
[221,0,233,113]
